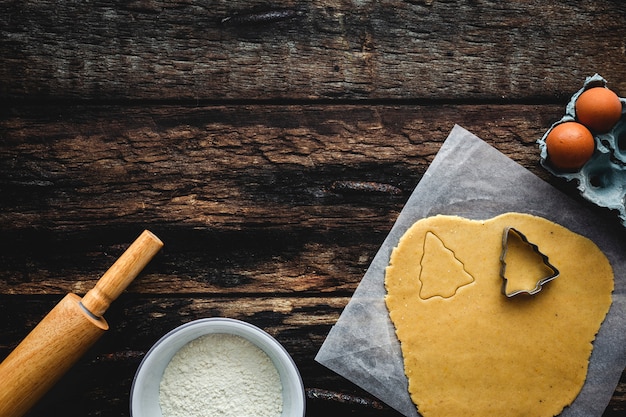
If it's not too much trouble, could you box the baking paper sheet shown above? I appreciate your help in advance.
[315,125,626,417]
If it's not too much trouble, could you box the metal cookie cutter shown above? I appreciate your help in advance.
[499,227,560,297]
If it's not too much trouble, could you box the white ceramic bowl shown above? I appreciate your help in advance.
[130,318,306,417]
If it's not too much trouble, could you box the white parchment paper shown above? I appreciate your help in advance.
[315,125,626,417]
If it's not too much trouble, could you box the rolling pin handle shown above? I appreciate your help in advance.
[0,229,163,417]
[80,230,163,317]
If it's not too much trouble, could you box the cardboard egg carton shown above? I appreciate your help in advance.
[538,74,626,225]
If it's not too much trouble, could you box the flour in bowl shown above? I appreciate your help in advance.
[159,333,283,417]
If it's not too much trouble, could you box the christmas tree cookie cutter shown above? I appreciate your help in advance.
[499,227,560,297]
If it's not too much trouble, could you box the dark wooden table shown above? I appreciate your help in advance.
[1,1,625,416]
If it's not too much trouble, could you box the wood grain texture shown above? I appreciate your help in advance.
[1,0,625,101]
[2,0,626,416]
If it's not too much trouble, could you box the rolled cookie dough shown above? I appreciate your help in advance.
[384,213,613,417]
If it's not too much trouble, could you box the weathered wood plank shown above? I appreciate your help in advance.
[0,104,569,295]
[1,0,625,101]
[0,232,385,295]
[0,295,348,352]
[0,103,560,229]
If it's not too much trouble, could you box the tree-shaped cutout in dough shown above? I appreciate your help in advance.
[419,231,475,299]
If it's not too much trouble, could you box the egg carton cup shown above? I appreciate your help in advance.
[538,74,626,226]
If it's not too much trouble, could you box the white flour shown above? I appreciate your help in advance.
[159,333,283,417]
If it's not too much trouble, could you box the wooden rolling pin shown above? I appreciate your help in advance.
[0,230,163,417]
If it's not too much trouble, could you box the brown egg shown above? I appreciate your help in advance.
[575,87,623,133]
[545,121,595,170]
